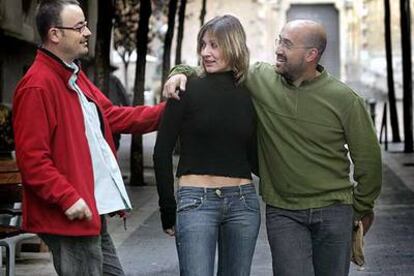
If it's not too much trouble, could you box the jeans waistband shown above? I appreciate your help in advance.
[177,183,256,197]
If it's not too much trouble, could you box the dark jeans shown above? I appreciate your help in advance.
[40,215,125,276]
[266,204,353,276]
[175,184,261,276]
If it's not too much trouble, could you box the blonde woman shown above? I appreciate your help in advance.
[153,15,260,276]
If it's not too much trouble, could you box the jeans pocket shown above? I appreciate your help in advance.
[177,196,204,213]
[241,193,260,212]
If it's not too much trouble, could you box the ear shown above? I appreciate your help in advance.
[305,48,319,63]
[48,28,61,44]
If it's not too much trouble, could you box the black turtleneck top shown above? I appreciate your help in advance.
[153,71,257,229]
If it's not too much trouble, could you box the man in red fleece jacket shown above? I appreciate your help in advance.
[12,0,164,275]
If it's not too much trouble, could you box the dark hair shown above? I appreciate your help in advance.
[36,0,80,42]
[197,15,249,85]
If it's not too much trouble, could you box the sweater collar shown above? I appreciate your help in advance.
[203,70,237,86]
[205,70,234,79]
[36,47,82,83]
[281,64,327,89]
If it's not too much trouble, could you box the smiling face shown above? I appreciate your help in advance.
[274,25,312,82]
[200,32,230,73]
[54,4,91,63]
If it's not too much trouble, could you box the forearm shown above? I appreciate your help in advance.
[352,149,382,219]
[105,103,166,134]
[345,98,382,218]
[93,85,166,134]
[153,149,176,209]
[153,144,177,230]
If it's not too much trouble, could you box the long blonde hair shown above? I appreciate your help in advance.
[197,15,250,85]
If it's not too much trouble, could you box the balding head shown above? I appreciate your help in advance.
[284,20,327,61]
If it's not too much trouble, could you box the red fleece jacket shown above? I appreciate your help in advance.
[13,49,165,236]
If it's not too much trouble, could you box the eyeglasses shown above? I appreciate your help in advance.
[275,36,313,50]
[54,22,88,33]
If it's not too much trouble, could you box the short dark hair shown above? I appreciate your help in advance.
[36,0,80,42]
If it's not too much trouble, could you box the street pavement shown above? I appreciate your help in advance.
[9,132,414,276]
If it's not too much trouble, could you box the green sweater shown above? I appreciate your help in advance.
[171,62,382,219]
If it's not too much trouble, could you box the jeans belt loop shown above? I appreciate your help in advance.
[239,184,244,198]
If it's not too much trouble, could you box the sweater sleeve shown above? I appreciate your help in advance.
[343,96,382,219]
[245,62,262,92]
[153,91,187,230]
[169,65,198,79]
[90,82,166,135]
[13,88,81,212]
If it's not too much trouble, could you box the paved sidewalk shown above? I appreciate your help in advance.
[382,143,414,193]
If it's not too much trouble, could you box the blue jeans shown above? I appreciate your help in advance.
[266,204,353,276]
[40,215,125,276]
[175,183,261,276]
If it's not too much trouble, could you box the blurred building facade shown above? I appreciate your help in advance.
[346,0,414,100]
[178,0,414,90]
[1,0,414,105]
[180,0,349,76]
[0,0,99,105]
[0,0,38,104]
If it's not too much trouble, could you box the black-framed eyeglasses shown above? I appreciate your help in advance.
[275,36,313,50]
[54,22,88,33]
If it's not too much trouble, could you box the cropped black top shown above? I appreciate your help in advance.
[153,71,257,229]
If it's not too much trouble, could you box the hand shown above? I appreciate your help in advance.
[164,227,175,237]
[64,198,92,221]
[361,212,374,235]
[162,74,187,100]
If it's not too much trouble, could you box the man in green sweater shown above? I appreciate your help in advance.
[164,19,382,276]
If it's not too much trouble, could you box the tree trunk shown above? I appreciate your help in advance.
[130,0,152,186]
[120,52,130,92]
[123,60,129,92]
[200,0,207,27]
[161,0,178,86]
[384,0,401,142]
[400,0,413,152]
[175,0,187,65]
[93,0,114,96]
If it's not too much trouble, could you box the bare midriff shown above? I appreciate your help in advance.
[179,174,251,187]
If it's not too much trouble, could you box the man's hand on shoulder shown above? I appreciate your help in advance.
[65,198,92,221]
[162,74,188,100]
